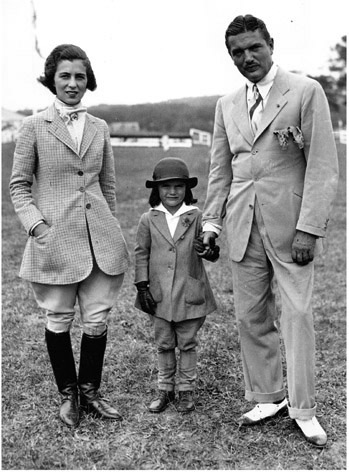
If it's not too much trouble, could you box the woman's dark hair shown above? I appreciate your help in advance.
[149,183,198,208]
[225,14,271,50]
[37,44,97,94]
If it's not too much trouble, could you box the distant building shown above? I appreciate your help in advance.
[109,121,140,135]
[189,128,212,147]
[109,122,211,148]
[2,108,25,143]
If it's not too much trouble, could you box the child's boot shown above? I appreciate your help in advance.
[148,390,175,413]
[177,391,195,413]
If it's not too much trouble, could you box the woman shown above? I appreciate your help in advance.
[10,44,129,427]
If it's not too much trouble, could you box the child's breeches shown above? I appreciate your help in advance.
[153,316,206,391]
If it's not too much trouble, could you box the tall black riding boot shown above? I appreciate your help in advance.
[45,329,79,427]
[78,330,122,420]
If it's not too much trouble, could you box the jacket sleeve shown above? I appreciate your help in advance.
[99,121,117,217]
[9,118,46,233]
[296,79,339,236]
[134,213,151,283]
[202,98,234,228]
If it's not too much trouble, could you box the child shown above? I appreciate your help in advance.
[134,157,219,414]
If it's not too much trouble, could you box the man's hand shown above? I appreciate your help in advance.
[202,231,218,255]
[291,230,317,265]
[135,281,156,315]
[194,234,220,262]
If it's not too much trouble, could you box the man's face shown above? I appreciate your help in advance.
[227,29,274,83]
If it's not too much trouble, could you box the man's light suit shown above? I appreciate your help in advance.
[203,67,338,418]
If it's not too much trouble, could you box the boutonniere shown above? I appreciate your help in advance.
[274,126,304,150]
[181,216,192,228]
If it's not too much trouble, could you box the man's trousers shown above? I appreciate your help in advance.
[231,199,316,420]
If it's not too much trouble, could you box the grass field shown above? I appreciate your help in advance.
[1,141,346,470]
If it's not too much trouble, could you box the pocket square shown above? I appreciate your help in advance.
[274,126,304,150]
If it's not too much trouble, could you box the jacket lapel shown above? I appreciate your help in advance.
[254,68,289,141]
[45,105,78,154]
[44,106,97,158]
[150,210,197,245]
[150,211,174,245]
[80,115,97,159]
[173,211,196,243]
[231,86,254,146]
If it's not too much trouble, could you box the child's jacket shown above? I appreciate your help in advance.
[134,207,217,322]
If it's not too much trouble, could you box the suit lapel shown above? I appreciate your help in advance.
[254,68,289,141]
[231,86,254,146]
[80,115,97,159]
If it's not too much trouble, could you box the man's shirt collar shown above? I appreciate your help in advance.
[246,63,278,99]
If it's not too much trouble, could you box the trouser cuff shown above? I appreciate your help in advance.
[158,386,175,392]
[288,404,317,420]
[245,388,286,403]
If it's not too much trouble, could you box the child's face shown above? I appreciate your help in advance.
[158,179,186,214]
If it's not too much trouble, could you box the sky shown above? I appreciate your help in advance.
[1,0,347,111]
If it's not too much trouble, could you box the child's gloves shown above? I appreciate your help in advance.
[135,281,156,315]
[193,235,220,262]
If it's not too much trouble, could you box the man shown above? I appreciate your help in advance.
[202,14,338,446]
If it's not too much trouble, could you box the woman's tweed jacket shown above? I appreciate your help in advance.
[10,105,129,284]
[134,207,217,322]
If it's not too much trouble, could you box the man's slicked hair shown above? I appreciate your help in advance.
[225,14,271,50]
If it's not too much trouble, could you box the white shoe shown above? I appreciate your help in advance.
[295,416,327,447]
[238,398,288,425]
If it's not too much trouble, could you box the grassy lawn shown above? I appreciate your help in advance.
[1,141,346,470]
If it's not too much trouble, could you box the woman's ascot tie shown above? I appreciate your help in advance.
[58,107,87,124]
[54,100,87,152]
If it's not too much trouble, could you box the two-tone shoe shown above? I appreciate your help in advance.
[295,416,327,447]
[238,398,288,425]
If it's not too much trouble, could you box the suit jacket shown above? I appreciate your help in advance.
[203,67,339,262]
[134,208,217,322]
[10,105,129,284]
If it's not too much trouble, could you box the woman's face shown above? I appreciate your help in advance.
[158,179,186,214]
[54,59,88,106]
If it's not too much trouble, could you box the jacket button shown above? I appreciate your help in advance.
[86,203,91,209]
[78,170,84,176]
[79,187,85,192]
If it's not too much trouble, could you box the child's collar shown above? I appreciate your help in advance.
[152,203,198,217]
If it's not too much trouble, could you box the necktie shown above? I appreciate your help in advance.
[249,84,262,120]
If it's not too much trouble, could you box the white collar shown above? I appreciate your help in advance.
[152,203,198,217]
[246,63,278,98]
[54,97,86,112]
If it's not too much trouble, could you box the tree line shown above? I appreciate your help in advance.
[19,37,346,132]
[89,36,347,133]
